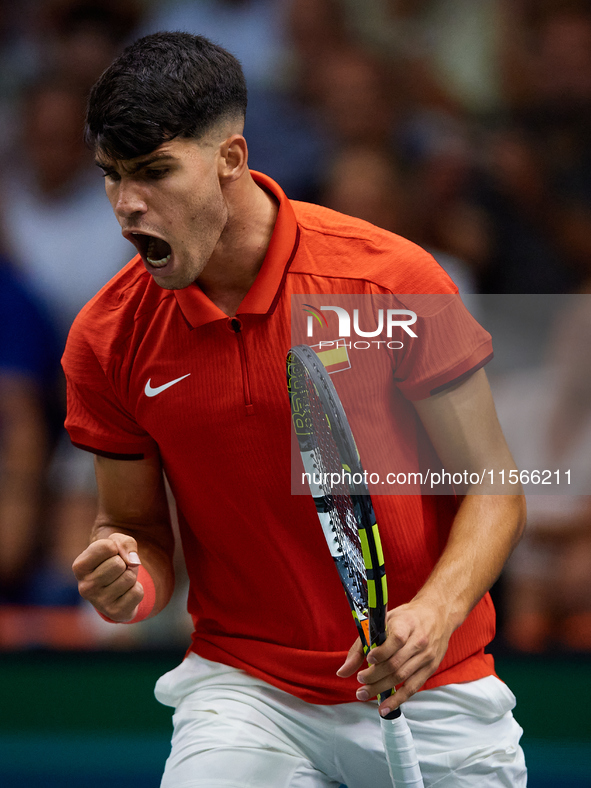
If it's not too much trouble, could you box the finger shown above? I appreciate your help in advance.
[360,645,440,707]
[90,554,139,589]
[357,648,422,697]
[378,664,434,716]
[81,569,144,618]
[103,569,141,601]
[100,581,144,622]
[72,539,120,579]
[336,637,366,677]
[357,637,421,685]
[109,532,141,567]
[366,618,411,666]
[79,563,139,605]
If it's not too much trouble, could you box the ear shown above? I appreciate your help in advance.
[218,134,248,183]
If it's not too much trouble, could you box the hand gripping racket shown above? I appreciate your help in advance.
[287,344,424,788]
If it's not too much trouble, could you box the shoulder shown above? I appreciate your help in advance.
[290,201,457,294]
[63,255,173,374]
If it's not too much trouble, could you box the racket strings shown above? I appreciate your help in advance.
[303,370,368,604]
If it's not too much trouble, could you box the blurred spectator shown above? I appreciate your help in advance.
[287,0,352,104]
[0,77,133,607]
[0,0,588,647]
[494,295,591,652]
[0,258,61,603]
[473,2,591,293]
[287,2,488,276]
[140,0,326,200]
[0,4,146,625]
[36,0,143,92]
[289,0,438,107]
[320,143,478,295]
[0,1,144,162]
[142,0,289,92]
[1,77,131,341]
[321,144,407,234]
[0,3,39,162]
[403,118,490,280]
[312,45,400,148]
[289,1,591,294]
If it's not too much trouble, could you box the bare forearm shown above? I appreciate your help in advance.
[347,371,527,714]
[346,493,526,713]
[414,493,526,630]
[412,370,527,628]
[73,455,176,621]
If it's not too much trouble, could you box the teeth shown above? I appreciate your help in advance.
[146,237,171,268]
[147,254,171,267]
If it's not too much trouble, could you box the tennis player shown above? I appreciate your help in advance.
[65,32,527,787]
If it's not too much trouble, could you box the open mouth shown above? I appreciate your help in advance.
[130,232,172,268]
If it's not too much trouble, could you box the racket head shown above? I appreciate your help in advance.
[287,344,388,653]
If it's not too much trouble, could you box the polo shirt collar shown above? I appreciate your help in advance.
[174,170,299,328]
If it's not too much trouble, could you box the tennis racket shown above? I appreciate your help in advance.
[287,344,424,788]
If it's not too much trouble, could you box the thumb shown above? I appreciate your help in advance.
[336,637,366,677]
[109,533,141,567]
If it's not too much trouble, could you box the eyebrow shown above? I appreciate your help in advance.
[95,153,177,174]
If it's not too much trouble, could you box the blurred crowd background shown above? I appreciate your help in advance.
[1,0,591,655]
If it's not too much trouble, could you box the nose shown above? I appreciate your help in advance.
[113,180,148,220]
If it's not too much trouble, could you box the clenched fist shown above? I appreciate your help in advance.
[72,533,145,622]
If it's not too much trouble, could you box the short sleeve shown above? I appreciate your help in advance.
[62,320,157,460]
[392,294,493,401]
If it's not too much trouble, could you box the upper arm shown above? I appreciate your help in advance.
[93,453,174,554]
[413,368,519,490]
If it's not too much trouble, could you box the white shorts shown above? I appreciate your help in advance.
[155,653,526,788]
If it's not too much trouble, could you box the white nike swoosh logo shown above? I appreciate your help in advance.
[144,373,191,397]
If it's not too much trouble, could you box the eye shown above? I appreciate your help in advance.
[144,168,169,180]
[101,169,120,182]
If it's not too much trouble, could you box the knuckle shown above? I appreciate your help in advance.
[95,538,118,556]
[102,604,120,620]
[392,665,407,685]
[386,625,398,640]
[400,688,416,704]
[388,653,403,673]
[130,584,143,605]
[123,568,139,586]
[113,533,138,551]
[121,580,141,603]
[388,652,409,677]
[397,681,415,702]
[77,579,93,600]
[421,643,438,663]
[104,595,128,618]
[405,669,429,698]
[405,680,421,699]
[110,594,140,621]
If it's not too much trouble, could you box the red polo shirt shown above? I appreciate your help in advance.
[63,171,495,703]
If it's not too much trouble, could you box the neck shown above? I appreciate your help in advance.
[197,172,278,316]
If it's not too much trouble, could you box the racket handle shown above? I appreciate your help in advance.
[377,687,401,720]
[381,710,424,788]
